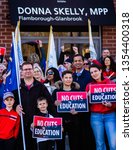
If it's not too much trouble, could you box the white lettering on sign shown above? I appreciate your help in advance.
[54,8,84,15]
[61,95,69,100]
[55,16,82,21]
[61,95,83,100]
[59,101,86,109]
[35,128,45,135]
[45,130,60,136]
[18,7,52,15]
[18,7,85,16]
[90,8,108,15]
[94,88,102,93]
[94,87,116,93]
[35,129,60,136]
[44,121,57,127]
[92,94,116,101]
[103,87,116,92]
[37,120,43,126]
[69,95,83,100]
[37,120,57,126]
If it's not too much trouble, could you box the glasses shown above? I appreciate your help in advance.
[23,68,33,71]
[84,63,89,65]
[34,70,40,73]
[47,71,54,75]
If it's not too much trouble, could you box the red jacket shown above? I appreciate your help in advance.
[103,70,116,78]
[0,108,20,139]
[85,78,116,114]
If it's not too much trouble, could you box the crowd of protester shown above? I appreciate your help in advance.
[0,41,116,150]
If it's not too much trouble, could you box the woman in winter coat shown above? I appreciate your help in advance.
[52,70,80,150]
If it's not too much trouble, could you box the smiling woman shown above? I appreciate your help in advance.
[44,67,61,95]
[33,63,45,83]
[86,63,116,150]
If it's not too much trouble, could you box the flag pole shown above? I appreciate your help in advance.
[12,32,26,150]
[88,19,90,45]
[88,19,97,59]
[46,25,52,73]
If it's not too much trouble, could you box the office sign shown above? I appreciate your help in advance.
[8,0,116,26]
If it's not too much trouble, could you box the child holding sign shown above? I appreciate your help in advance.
[31,97,55,150]
[86,64,116,150]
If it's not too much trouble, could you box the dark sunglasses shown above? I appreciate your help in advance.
[84,63,89,65]
[47,71,54,75]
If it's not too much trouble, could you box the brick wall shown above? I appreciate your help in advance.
[0,0,15,55]
[102,26,116,58]
[0,0,116,57]
[102,0,116,59]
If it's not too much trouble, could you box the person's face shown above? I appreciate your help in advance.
[37,100,48,112]
[102,50,110,58]
[63,62,71,70]
[33,68,42,80]
[90,67,102,81]
[83,60,89,70]
[22,64,33,78]
[73,56,84,70]
[46,70,54,81]
[104,57,111,66]
[62,73,73,86]
[4,97,15,108]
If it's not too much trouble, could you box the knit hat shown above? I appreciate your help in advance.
[3,92,14,101]
[33,63,44,78]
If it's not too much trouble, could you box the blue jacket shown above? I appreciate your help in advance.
[73,69,92,91]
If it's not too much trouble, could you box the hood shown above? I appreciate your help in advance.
[55,81,80,90]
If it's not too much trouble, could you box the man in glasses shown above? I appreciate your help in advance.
[14,62,56,150]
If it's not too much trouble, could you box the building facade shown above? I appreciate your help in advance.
[0,0,116,59]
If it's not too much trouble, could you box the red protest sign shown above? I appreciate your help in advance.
[57,92,89,112]
[33,116,62,139]
[90,84,116,103]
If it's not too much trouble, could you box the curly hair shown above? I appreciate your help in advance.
[45,67,61,84]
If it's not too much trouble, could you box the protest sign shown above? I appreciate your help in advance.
[90,84,116,103]
[57,92,88,112]
[33,116,62,139]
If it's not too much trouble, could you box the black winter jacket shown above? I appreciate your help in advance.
[14,78,56,125]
